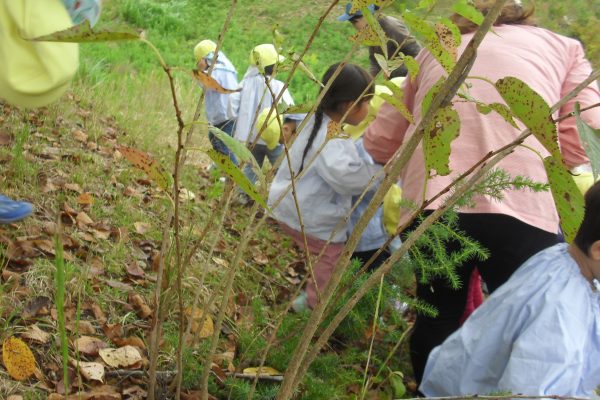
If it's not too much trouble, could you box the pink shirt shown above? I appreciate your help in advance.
[364,25,600,233]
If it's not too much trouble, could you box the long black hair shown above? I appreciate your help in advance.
[574,180,600,255]
[298,62,374,172]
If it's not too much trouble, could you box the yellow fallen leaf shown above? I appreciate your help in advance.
[185,307,214,339]
[99,346,143,368]
[2,337,36,381]
[242,366,282,376]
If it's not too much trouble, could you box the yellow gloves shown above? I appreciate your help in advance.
[383,184,403,236]
[0,0,78,108]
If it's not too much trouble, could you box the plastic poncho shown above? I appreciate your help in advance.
[420,243,600,398]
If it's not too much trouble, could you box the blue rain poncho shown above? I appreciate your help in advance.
[420,243,600,398]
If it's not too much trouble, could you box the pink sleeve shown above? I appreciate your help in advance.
[364,77,416,164]
[557,42,600,168]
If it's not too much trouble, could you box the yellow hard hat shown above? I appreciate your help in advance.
[194,40,217,61]
[0,0,79,108]
[256,108,283,150]
[249,44,285,69]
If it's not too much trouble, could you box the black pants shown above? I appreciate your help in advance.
[406,213,560,384]
[352,247,391,272]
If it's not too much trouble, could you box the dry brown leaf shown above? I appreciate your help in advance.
[104,279,133,291]
[74,336,108,357]
[128,293,152,319]
[72,129,88,143]
[77,193,94,205]
[252,252,269,266]
[21,324,51,344]
[22,296,51,319]
[0,131,12,146]
[242,366,282,376]
[98,346,143,368]
[185,307,214,339]
[69,320,96,335]
[122,385,147,400]
[125,262,145,278]
[133,222,150,235]
[7,395,23,400]
[71,360,104,382]
[113,336,145,350]
[123,186,141,197]
[102,323,124,342]
[90,303,107,324]
[76,212,94,226]
[80,385,121,400]
[64,183,83,194]
[91,228,111,240]
[2,337,36,381]
[178,188,196,201]
[212,257,229,268]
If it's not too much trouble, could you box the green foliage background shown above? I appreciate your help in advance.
[81,0,598,104]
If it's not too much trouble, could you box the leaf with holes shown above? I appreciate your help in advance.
[575,103,600,180]
[117,146,172,191]
[452,0,485,26]
[379,81,414,123]
[435,20,460,61]
[206,149,268,209]
[362,6,389,58]
[3,337,36,381]
[350,26,381,47]
[31,20,139,43]
[326,120,347,140]
[192,70,241,94]
[544,157,584,243]
[423,106,460,176]
[495,77,561,160]
[403,11,455,73]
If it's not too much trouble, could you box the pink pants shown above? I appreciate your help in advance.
[280,223,344,309]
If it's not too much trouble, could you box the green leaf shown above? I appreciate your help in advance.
[209,127,255,165]
[379,81,414,123]
[403,11,455,73]
[374,53,389,76]
[543,157,584,243]
[476,103,519,129]
[452,0,485,26]
[389,372,406,398]
[207,149,269,210]
[422,78,445,117]
[495,77,561,161]
[402,55,420,82]
[30,20,139,43]
[423,106,461,176]
[278,103,314,114]
[574,103,600,180]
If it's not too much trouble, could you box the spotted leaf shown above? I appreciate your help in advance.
[326,120,347,140]
[402,55,420,82]
[495,77,561,161]
[452,0,485,26]
[423,106,461,176]
[31,20,139,43]
[476,103,519,129]
[3,337,36,381]
[117,146,172,191]
[403,11,455,73]
[544,157,584,243]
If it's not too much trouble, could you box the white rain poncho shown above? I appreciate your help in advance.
[420,243,600,398]
[268,114,380,243]
[230,66,293,145]
[202,51,238,125]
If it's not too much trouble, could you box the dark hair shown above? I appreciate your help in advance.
[263,64,275,76]
[574,180,600,255]
[450,0,536,34]
[298,62,374,172]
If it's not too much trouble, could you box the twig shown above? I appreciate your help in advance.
[228,373,284,383]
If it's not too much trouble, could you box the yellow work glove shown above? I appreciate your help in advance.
[383,184,403,236]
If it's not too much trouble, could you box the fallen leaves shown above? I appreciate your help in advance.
[185,307,215,340]
[21,324,51,344]
[99,346,143,368]
[3,337,36,381]
[71,360,105,383]
[75,336,109,357]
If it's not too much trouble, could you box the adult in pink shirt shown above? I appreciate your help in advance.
[363,0,600,384]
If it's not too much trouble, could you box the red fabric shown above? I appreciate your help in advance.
[279,223,345,309]
[460,268,484,325]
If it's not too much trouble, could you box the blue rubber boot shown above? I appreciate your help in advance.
[0,195,33,223]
